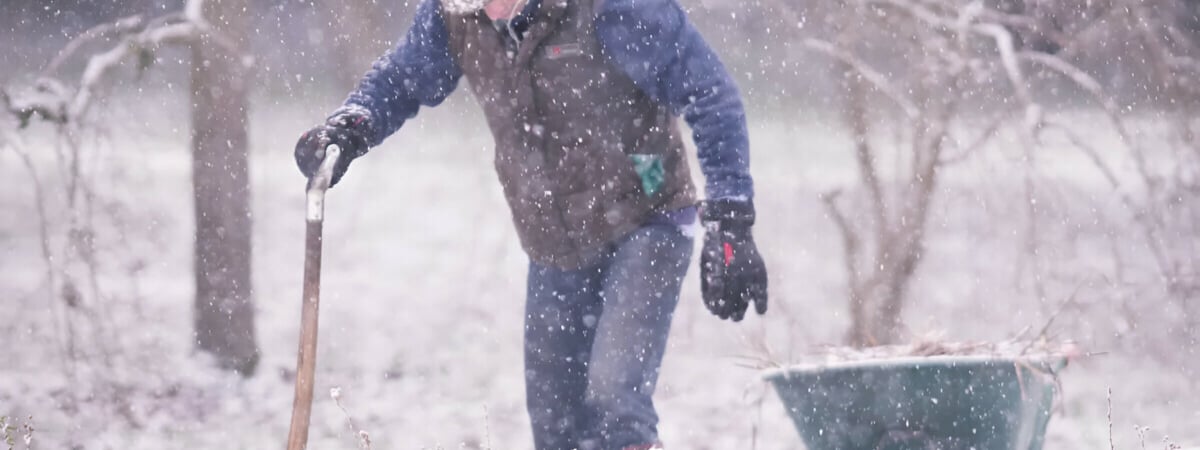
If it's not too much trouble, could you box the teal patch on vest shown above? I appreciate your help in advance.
[629,154,665,196]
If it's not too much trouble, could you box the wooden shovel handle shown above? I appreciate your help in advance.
[286,145,341,450]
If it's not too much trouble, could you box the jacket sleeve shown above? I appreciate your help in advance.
[595,0,753,200]
[334,0,463,146]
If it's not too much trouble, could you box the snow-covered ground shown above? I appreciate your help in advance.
[1,90,1197,449]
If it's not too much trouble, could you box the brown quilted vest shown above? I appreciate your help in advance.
[444,0,697,269]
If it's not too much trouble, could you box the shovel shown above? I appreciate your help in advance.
[286,144,342,450]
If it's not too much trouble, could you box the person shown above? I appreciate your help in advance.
[293,0,767,447]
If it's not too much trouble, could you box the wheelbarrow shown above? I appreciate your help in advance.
[762,354,1066,450]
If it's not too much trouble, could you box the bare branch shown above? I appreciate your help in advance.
[2,85,68,127]
[972,24,1036,115]
[803,39,919,118]
[1019,51,1146,172]
[69,21,201,119]
[42,15,148,77]
[1041,118,1176,301]
[864,0,956,29]
[977,8,1041,31]
[1042,121,1121,190]
[1049,3,1122,59]
[968,21,1045,291]
[823,190,871,345]
[940,114,1007,165]
[6,0,250,132]
[822,190,862,289]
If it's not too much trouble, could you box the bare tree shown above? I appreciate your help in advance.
[768,0,1152,347]
[802,0,973,347]
[978,0,1200,354]
[1046,0,1200,349]
[1,0,260,375]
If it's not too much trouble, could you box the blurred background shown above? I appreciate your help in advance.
[1,0,1197,448]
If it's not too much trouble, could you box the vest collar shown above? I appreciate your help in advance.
[516,0,570,68]
[469,0,572,69]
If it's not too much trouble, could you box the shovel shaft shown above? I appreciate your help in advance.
[286,145,341,450]
[287,219,324,449]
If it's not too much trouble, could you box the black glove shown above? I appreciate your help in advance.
[294,111,372,187]
[700,199,768,321]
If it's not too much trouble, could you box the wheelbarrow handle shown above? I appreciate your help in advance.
[287,143,341,450]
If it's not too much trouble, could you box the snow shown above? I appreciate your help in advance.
[0,88,1197,450]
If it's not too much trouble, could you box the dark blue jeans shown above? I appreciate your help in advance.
[524,223,693,450]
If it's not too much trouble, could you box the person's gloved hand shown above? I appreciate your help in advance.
[294,111,372,187]
[700,199,768,321]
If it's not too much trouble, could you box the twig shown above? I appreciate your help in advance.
[750,382,765,450]
[483,405,492,450]
[1013,359,1029,401]
[330,387,372,450]
[1020,278,1086,354]
[1108,387,1115,450]
[22,415,34,447]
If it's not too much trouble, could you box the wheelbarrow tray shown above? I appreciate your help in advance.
[762,354,1065,450]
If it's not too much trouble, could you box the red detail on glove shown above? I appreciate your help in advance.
[723,242,734,266]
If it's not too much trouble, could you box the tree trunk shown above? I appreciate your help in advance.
[840,59,875,347]
[848,283,903,347]
[191,0,258,375]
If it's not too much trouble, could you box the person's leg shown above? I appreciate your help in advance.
[525,259,607,450]
[582,224,694,449]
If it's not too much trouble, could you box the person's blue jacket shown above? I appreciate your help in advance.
[335,0,753,200]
